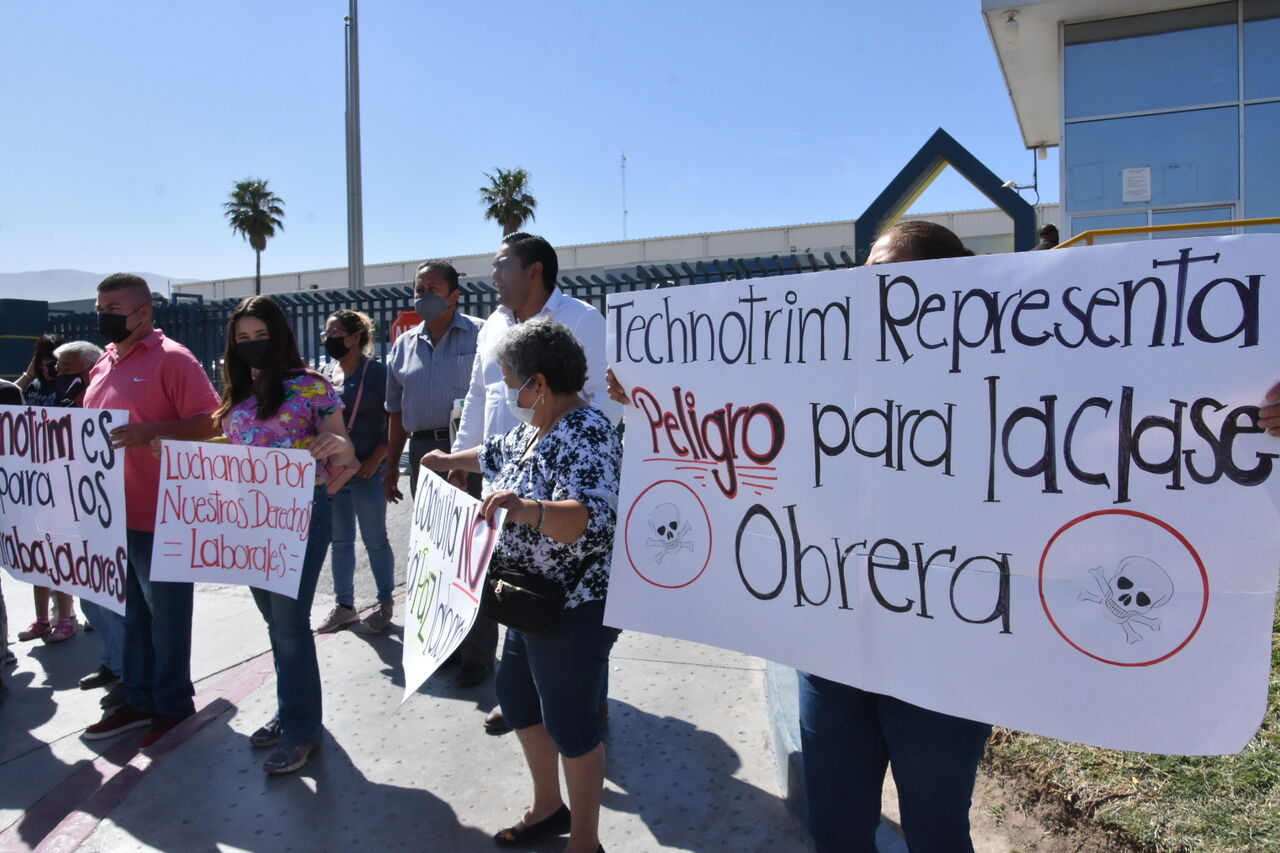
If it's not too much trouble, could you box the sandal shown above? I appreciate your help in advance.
[483,706,512,736]
[493,804,571,846]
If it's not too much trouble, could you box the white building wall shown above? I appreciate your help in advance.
[174,204,1060,300]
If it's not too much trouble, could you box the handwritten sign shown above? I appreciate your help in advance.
[150,440,317,598]
[402,469,504,701]
[0,405,129,615]
[605,234,1280,755]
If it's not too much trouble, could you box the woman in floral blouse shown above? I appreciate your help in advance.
[421,318,622,853]
[214,296,356,775]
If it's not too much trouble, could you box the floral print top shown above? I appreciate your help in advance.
[478,406,622,608]
[223,372,343,483]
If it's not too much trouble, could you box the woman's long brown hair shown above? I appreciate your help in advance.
[214,296,309,423]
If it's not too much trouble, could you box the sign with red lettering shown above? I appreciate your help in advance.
[402,470,505,702]
[150,440,317,598]
[605,234,1280,755]
[0,405,129,615]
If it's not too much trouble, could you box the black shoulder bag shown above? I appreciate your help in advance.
[480,558,591,636]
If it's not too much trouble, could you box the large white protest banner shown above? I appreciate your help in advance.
[606,234,1280,755]
[402,470,505,701]
[0,405,130,615]
[150,440,317,598]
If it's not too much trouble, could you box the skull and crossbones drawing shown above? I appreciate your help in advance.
[646,502,695,564]
[1077,555,1174,644]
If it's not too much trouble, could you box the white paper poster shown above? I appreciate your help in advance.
[605,235,1280,755]
[151,440,317,598]
[1122,166,1152,203]
[402,470,505,701]
[0,405,130,615]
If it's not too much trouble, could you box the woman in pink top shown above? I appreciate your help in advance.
[214,296,356,775]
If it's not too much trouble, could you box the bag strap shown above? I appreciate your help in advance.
[345,358,369,431]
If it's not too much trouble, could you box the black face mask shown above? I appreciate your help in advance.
[235,339,272,370]
[44,359,59,378]
[98,311,133,344]
[55,374,83,400]
[323,337,351,360]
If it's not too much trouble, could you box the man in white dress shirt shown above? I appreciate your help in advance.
[452,232,620,454]
[450,231,621,733]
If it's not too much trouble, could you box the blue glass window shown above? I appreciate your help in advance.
[1065,108,1239,212]
[1151,206,1235,238]
[1065,5,1238,118]
[1245,3,1280,99]
[1070,212,1148,244]
[1245,102,1280,232]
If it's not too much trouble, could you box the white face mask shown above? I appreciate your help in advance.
[505,377,541,424]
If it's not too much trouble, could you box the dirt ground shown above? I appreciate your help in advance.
[878,765,1145,853]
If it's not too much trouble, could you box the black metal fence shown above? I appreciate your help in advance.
[47,251,856,384]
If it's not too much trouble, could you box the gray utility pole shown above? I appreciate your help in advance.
[621,152,628,240]
[344,0,365,290]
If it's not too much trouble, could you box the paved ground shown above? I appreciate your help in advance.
[0,475,813,853]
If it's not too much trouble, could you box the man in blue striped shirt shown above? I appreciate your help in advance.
[384,260,494,684]
[384,260,482,501]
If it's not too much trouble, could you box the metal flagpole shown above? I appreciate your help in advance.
[344,0,365,290]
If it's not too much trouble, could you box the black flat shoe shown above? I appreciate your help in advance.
[493,804,571,846]
[79,665,118,690]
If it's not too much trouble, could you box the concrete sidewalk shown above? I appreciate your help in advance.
[0,489,811,852]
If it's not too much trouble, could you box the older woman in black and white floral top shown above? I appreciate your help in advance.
[421,317,622,853]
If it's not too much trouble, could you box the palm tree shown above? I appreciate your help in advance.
[478,167,537,235]
[224,178,285,294]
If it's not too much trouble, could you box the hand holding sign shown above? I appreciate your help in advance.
[1259,381,1280,436]
[151,440,318,598]
[401,471,506,702]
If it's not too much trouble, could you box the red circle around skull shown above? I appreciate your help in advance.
[624,479,713,589]
[1038,509,1209,667]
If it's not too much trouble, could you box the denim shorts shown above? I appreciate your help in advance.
[495,599,620,758]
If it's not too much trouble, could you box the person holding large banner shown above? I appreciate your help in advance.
[82,274,221,747]
[13,336,90,647]
[383,262,487,671]
[0,379,21,705]
[421,318,622,853]
[799,221,991,853]
[214,296,355,776]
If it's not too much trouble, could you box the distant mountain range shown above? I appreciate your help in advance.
[0,270,197,306]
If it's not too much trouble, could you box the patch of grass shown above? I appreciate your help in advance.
[985,604,1280,852]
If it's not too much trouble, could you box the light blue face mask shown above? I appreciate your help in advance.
[414,292,447,323]
[504,376,540,424]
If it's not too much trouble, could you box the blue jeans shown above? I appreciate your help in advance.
[123,528,196,718]
[329,462,395,606]
[495,599,619,758]
[797,672,992,853]
[81,600,126,677]
[251,486,331,748]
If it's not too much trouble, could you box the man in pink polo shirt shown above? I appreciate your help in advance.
[80,273,221,747]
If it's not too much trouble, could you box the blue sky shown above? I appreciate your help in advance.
[0,0,1059,282]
